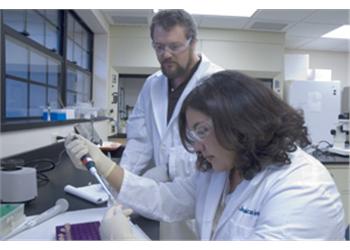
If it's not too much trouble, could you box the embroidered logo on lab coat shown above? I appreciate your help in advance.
[239,206,260,216]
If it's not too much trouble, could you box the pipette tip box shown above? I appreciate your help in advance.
[0,203,25,238]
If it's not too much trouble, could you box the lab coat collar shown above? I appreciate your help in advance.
[150,74,168,138]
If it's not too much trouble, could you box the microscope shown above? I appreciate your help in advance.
[328,113,349,156]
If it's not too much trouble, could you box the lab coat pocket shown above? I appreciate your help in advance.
[227,221,255,240]
[223,210,258,240]
[168,146,196,179]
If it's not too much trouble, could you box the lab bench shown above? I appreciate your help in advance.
[6,143,159,240]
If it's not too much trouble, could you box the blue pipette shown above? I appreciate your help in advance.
[81,155,117,205]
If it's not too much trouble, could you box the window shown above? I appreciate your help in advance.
[66,68,91,106]
[65,12,92,106]
[67,12,91,69]
[3,10,60,53]
[1,10,93,127]
[5,36,61,118]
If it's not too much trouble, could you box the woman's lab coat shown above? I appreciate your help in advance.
[118,148,346,240]
[119,54,222,180]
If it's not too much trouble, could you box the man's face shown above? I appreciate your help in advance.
[152,25,195,80]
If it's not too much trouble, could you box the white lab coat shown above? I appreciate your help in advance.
[118,148,346,240]
[120,54,223,180]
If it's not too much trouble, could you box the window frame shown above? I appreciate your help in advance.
[1,10,94,131]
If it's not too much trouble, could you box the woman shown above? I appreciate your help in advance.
[65,70,346,240]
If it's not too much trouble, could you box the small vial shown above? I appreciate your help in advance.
[47,104,51,121]
[64,223,72,240]
[58,233,65,241]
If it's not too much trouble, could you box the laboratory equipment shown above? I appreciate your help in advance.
[328,113,350,156]
[80,155,117,205]
[285,80,341,145]
[72,125,118,204]
[0,159,37,203]
[2,198,69,240]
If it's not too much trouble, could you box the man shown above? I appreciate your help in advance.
[118,10,222,239]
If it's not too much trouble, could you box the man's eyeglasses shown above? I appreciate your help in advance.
[186,120,213,146]
[152,37,192,54]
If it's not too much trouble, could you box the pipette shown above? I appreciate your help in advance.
[81,155,117,205]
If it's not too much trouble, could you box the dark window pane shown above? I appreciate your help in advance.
[67,91,77,106]
[82,50,89,70]
[75,71,90,103]
[67,14,74,39]
[74,21,83,45]
[30,51,47,83]
[77,93,84,103]
[82,31,89,50]
[66,68,77,91]
[45,10,59,26]
[3,10,25,32]
[74,44,82,66]
[76,71,84,93]
[48,59,60,86]
[46,23,59,52]
[6,78,28,118]
[48,88,59,109]
[29,84,46,116]
[27,10,45,45]
[67,38,74,62]
[5,37,28,79]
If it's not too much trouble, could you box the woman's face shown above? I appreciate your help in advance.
[185,108,235,172]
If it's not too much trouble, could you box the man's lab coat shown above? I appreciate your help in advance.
[119,54,222,180]
[118,148,346,240]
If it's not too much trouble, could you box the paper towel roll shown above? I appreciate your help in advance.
[64,184,108,204]
[0,167,37,202]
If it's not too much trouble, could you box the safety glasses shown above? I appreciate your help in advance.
[186,120,213,146]
[152,37,192,54]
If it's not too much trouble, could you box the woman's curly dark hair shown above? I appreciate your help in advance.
[179,70,311,180]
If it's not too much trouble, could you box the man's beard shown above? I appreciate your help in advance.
[160,51,193,80]
[161,61,187,79]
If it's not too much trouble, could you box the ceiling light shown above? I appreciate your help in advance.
[322,25,350,40]
[184,8,256,17]
[153,8,256,17]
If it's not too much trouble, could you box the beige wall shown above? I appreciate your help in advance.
[109,26,285,79]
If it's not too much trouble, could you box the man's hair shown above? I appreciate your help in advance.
[178,70,311,180]
[150,9,197,41]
